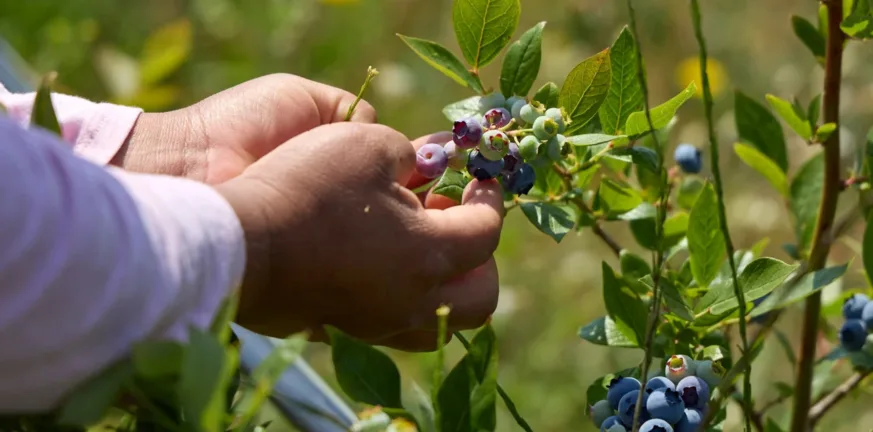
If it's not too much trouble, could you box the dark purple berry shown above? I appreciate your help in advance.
[503,142,521,174]
[452,117,484,149]
[484,107,512,129]
[415,143,448,179]
[502,163,535,195]
[843,293,870,320]
[839,319,868,352]
[466,150,504,181]
[675,376,709,410]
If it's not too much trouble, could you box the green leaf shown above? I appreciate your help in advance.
[733,143,789,197]
[735,91,788,172]
[774,329,797,368]
[397,35,485,93]
[623,81,697,139]
[751,263,849,317]
[327,326,403,408]
[520,202,576,243]
[31,72,61,136]
[687,183,726,288]
[815,122,837,142]
[132,340,184,379]
[467,326,498,431]
[585,375,610,410]
[499,22,545,97]
[209,295,238,344]
[702,345,726,362]
[433,169,471,203]
[533,82,560,107]
[407,382,436,432]
[559,48,612,135]
[677,176,705,210]
[57,361,133,426]
[578,316,638,347]
[791,15,826,61]
[443,96,483,122]
[620,250,651,279]
[452,0,521,69]
[618,202,657,221]
[765,94,812,140]
[629,218,658,250]
[639,276,694,322]
[704,258,798,315]
[599,27,644,135]
[140,19,192,85]
[842,0,873,38]
[565,133,624,147]
[790,153,824,253]
[602,262,647,345]
[663,212,690,249]
[599,179,643,215]
[438,357,473,432]
[808,94,822,127]
[613,146,658,173]
[179,328,231,432]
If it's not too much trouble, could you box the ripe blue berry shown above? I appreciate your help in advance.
[665,355,695,384]
[503,163,536,195]
[639,419,674,432]
[480,130,510,161]
[600,416,626,432]
[510,99,527,123]
[484,107,512,129]
[843,293,870,320]
[644,376,676,394]
[645,389,685,424]
[503,142,521,174]
[443,141,468,171]
[589,400,614,428]
[840,319,868,352]
[674,409,702,432]
[545,107,566,133]
[693,360,724,389]
[466,150,504,181]
[478,92,506,113]
[415,143,448,179]
[606,376,642,410]
[673,144,703,174]
[518,135,540,161]
[676,376,709,410]
[519,103,541,125]
[862,301,873,329]
[618,390,650,427]
[533,116,559,140]
[452,117,484,149]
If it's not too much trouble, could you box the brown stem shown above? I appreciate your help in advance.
[789,1,845,431]
[552,164,623,257]
[808,370,872,427]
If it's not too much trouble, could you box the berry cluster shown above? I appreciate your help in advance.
[838,293,873,352]
[414,92,573,196]
[589,355,723,432]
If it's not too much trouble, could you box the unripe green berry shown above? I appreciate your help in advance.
[480,130,510,161]
[444,141,469,171]
[533,116,559,140]
[510,99,527,124]
[478,92,506,114]
[545,107,566,133]
[518,135,540,161]
[545,134,565,161]
[519,103,540,125]
[505,96,525,110]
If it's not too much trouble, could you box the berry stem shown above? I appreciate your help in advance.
[789,1,846,431]
[432,306,450,428]
[807,370,872,426]
[344,66,379,122]
[689,2,751,431]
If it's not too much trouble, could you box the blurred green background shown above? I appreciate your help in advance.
[4,0,873,430]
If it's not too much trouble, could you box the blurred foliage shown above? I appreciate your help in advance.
[5,0,873,430]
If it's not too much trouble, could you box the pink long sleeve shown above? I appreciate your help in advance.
[0,93,246,412]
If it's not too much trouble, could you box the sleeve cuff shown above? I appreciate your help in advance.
[74,103,143,166]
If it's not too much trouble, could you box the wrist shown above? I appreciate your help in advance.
[111,110,206,179]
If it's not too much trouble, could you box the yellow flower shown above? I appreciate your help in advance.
[675,56,728,98]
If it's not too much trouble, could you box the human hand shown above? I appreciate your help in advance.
[113,73,376,184]
[216,122,504,351]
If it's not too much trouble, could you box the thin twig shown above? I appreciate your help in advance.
[808,370,872,426]
[789,2,846,431]
[552,164,623,257]
[344,66,379,122]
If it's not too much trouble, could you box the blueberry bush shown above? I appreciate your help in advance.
[7,0,873,431]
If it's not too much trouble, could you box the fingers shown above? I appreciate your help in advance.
[424,179,505,276]
[411,258,499,333]
[294,75,377,124]
[371,329,454,352]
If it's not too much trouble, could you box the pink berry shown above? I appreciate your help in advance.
[416,143,449,179]
[484,108,512,129]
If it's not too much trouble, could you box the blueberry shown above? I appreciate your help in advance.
[676,376,709,410]
[452,117,484,149]
[545,134,566,162]
[484,107,512,129]
[505,95,525,111]
[862,301,873,329]
[510,99,527,123]
[618,390,650,427]
[519,103,541,125]
[443,141,469,171]
[466,150,504,181]
[600,416,627,432]
[415,143,448,179]
[503,163,536,195]
[840,319,868,352]
[673,144,703,174]
[480,130,510,161]
[589,400,614,428]
[545,107,566,133]
[644,376,676,394]
[645,389,685,424]
[606,376,642,410]
[693,360,724,389]
[503,142,522,174]
[478,92,506,113]
[843,293,870,320]
[639,418,674,432]
[674,409,703,432]
[533,116,559,140]
[665,355,695,384]
[518,135,540,161]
